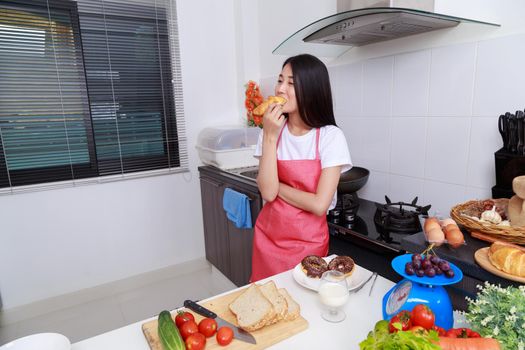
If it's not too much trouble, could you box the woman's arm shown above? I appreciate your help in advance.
[256,104,286,202]
[278,166,341,216]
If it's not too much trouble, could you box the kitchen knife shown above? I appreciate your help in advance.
[183,299,257,344]
[498,114,509,151]
[517,111,524,155]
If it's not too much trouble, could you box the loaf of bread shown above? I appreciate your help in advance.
[229,284,276,332]
[488,241,525,277]
[253,96,286,115]
[278,288,300,321]
[259,281,287,324]
[513,175,525,198]
[508,195,525,227]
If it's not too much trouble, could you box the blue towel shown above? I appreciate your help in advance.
[223,188,252,229]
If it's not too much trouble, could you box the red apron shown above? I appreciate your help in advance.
[250,125,328,282]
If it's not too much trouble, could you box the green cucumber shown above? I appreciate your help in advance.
[158,310,185,350]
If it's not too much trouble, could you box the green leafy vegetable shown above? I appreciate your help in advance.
[359,320,440,350]
[463,282,525,350]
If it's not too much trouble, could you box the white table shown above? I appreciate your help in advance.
[72,263,395,350]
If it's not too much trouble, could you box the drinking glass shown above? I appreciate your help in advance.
[318,270,349,323]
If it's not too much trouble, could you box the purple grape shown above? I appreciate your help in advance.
[416,269,425,277]
[412,254,422,263]
[413,260,422,269]
[422,259,432,270]
[435,267,443,275]
[405,265,415,275]
[445,269,455,278]
[425,267,436,277]
[430,255,440,265]
[439,261,450,272]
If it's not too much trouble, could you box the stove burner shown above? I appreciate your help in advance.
[374,196,431,234]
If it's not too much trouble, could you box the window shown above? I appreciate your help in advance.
[0,0,186,192]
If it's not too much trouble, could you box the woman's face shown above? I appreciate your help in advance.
[275,63,297,115]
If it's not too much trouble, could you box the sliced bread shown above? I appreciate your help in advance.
[229,284,275,332]
[259,281,288,324]
[278,288,300,321]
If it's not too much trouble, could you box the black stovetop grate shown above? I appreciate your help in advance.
[374,196,431,234]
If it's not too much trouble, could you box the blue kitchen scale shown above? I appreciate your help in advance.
[382,254,463,330]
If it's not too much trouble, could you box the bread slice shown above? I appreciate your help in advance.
[229,284,276,332]
[488,241,525,277]
[259,281,288,324]
[278,288,300,321]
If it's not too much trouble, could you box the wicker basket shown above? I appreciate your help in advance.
[450,200,525,245]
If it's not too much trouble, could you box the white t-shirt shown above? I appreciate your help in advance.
[254,124,352,210]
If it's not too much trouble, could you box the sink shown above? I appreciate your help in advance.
[239,169,258,180]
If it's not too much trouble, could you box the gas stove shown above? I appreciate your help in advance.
[327,197,430,253]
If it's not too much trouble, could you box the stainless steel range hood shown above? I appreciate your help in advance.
[273,1,499,57]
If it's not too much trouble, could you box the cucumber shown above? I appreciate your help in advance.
[158,310,185,350]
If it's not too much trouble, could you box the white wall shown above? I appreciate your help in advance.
[0,0,242,310]
[255,0,525,217]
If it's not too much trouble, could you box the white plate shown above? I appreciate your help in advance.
[292,256,371,292]
[0,333,70,350]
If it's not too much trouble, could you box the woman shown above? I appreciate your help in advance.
[250,54,352,282]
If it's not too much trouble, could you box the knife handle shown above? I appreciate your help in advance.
[183,300,217,318]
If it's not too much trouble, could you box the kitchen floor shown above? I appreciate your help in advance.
[0,259,237,346]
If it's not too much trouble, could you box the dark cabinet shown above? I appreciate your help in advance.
[198,166,262,286]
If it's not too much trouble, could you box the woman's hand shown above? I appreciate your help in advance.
[262,103,286,141]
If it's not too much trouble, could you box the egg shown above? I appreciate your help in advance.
[441,218,456,227]
[424,217,441,232]
[444,224,464,248]
[426,227,445,245]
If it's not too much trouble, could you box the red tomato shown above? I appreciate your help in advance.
[198,317,218,338]
[409,325,428,336]
[216,326,234,346]
[180,320,199,340]
[185,333,206,350]
[432,324,446,336]
[411,304,435,330]
[175,311,195,328]
[388,310,412,333]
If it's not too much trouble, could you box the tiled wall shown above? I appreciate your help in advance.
[328,33,525,216]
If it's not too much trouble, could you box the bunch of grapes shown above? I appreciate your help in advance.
[405,253,455,278]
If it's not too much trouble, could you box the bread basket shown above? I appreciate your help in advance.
[450,199,525,245]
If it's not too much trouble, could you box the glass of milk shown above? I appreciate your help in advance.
[318,270,349,322]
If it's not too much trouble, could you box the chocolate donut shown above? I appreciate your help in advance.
[301,255,328,278]
[328,256,355,277]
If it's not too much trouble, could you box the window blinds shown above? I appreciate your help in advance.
[0,0,187,193]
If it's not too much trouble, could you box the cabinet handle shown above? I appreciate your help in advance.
[200,178,223,188]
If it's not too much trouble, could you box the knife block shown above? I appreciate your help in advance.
[492,148,525,198]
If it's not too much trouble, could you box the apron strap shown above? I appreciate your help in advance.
[315,127,321,160]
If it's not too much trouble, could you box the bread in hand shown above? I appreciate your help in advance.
[229,284,276,332]
[488,241,525,277]
[253,96,287,115]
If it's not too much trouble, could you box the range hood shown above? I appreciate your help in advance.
[273,0,499,57]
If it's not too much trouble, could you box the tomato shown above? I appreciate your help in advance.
[180,320,199,340]
[409,325,428,336]
[411,304,435,330]
[432,324,446,336]
[175,311,195,328]
[445,327,481,338]
[388,310,412,333]
[216,326,234,346]
[185,333,206,350]
[198,317,218,338]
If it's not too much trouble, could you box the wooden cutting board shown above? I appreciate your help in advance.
[474,247,525,283]
[142,286,308,350]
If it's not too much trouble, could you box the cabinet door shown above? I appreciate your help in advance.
[227,188,262,286]
[200,176,231,278]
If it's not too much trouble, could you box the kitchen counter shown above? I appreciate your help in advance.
[401,231,522,310]
[402,232,521,288]
[72,261,395,349]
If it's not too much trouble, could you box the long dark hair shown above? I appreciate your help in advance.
[283,54,336,128]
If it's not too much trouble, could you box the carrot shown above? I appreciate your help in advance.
[438,337,501,350]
